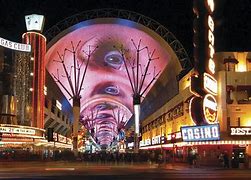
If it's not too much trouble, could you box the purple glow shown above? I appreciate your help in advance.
[46,21,170,146]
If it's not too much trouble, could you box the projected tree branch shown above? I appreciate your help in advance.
[51,41,98,100]
[112,107,127,132]
[80,108,100,135]
[51,40,97,156]
[116,39,161,153]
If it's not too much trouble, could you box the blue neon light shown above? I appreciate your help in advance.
[181,124,220,142]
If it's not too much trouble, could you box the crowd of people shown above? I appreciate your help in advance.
[1,148,249,169]
[79,151,171,164]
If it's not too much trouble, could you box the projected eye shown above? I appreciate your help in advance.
[104,85,119,95]
[95,103,115,110]
[96,113,112,119]
[104,51,123,69]
[95,104,108,111]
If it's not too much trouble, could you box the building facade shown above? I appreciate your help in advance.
[0,35,73,158]
[140,52,251,166]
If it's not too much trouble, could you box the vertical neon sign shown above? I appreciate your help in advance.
[190,0,218,125]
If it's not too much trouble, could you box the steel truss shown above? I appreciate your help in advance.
[45,8,192,76]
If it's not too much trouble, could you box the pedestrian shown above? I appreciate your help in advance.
[188,155,193,168]
[150,152,155,165]
[158,154,163,168]
[223,152,230,168]
[158,154,163,163]
[218,153,224,167]
[193,153,200,168]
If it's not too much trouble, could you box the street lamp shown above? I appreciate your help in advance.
[171,133,176,163]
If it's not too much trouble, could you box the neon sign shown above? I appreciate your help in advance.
[152,135,161,145]
[0,126,35,135]
[230,127,251,136]
[181,124,220,142]
[203,94,217,124]
[190,0,218,125]
[203,73,217,95]
[128,142,134,148]
[140,135,167,147]
[140,139,151,147]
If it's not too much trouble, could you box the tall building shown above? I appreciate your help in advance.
[22,14,46,129]
[0,46,17,124]
[0,16,73,155]
[0,39,32,125]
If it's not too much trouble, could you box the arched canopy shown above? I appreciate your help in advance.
[45,9,192,147]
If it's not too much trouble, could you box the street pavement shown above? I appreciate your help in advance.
[0,161,250,179]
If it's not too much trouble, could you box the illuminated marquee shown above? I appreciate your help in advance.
[190,0,218,125]
[230,127,251,136]
[127,142,134,148]
[181,124,220,142]
[58,134,67,143]
[0,126,35,135]
[152,135,161,145]
[140,135,166,147]
[52,132,69,144]
[203,73,217,95]
[0,37,31,52]
[140,139,151,147]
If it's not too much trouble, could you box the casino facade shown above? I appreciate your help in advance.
[0,15,73,160]
[139,0,251,167]
[140,51,251,166]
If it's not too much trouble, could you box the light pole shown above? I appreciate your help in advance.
[51,41,97,157]
[117,39,161,153]
[171,133,176,163]
[160,125,167,165]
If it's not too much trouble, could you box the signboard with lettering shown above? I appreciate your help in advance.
[127,142,134,149]
[58,134,67,143]
[190,0,218,126]
[140,135,166,147]
[0,126,35,135]
[181,124,220,142]
[0,37,31,52]
[152,135,161,145]
[140,138,151,147]
[230,127,251,136]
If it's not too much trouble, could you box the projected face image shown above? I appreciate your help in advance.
[46,23,170,145]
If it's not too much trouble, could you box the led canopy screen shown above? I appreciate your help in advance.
[46,19,171,145]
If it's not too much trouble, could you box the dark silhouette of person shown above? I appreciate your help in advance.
[223,152,229,168]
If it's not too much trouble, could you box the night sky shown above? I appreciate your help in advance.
[0,0,251,60]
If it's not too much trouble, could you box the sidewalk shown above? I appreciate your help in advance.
[150,162,251,171]
[161,163,251,171]
[0,160,250,171]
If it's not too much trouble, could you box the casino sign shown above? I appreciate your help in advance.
[181,124,220,142]
[190,0,218,125]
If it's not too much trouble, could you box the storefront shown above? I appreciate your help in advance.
[0,124,72,160]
